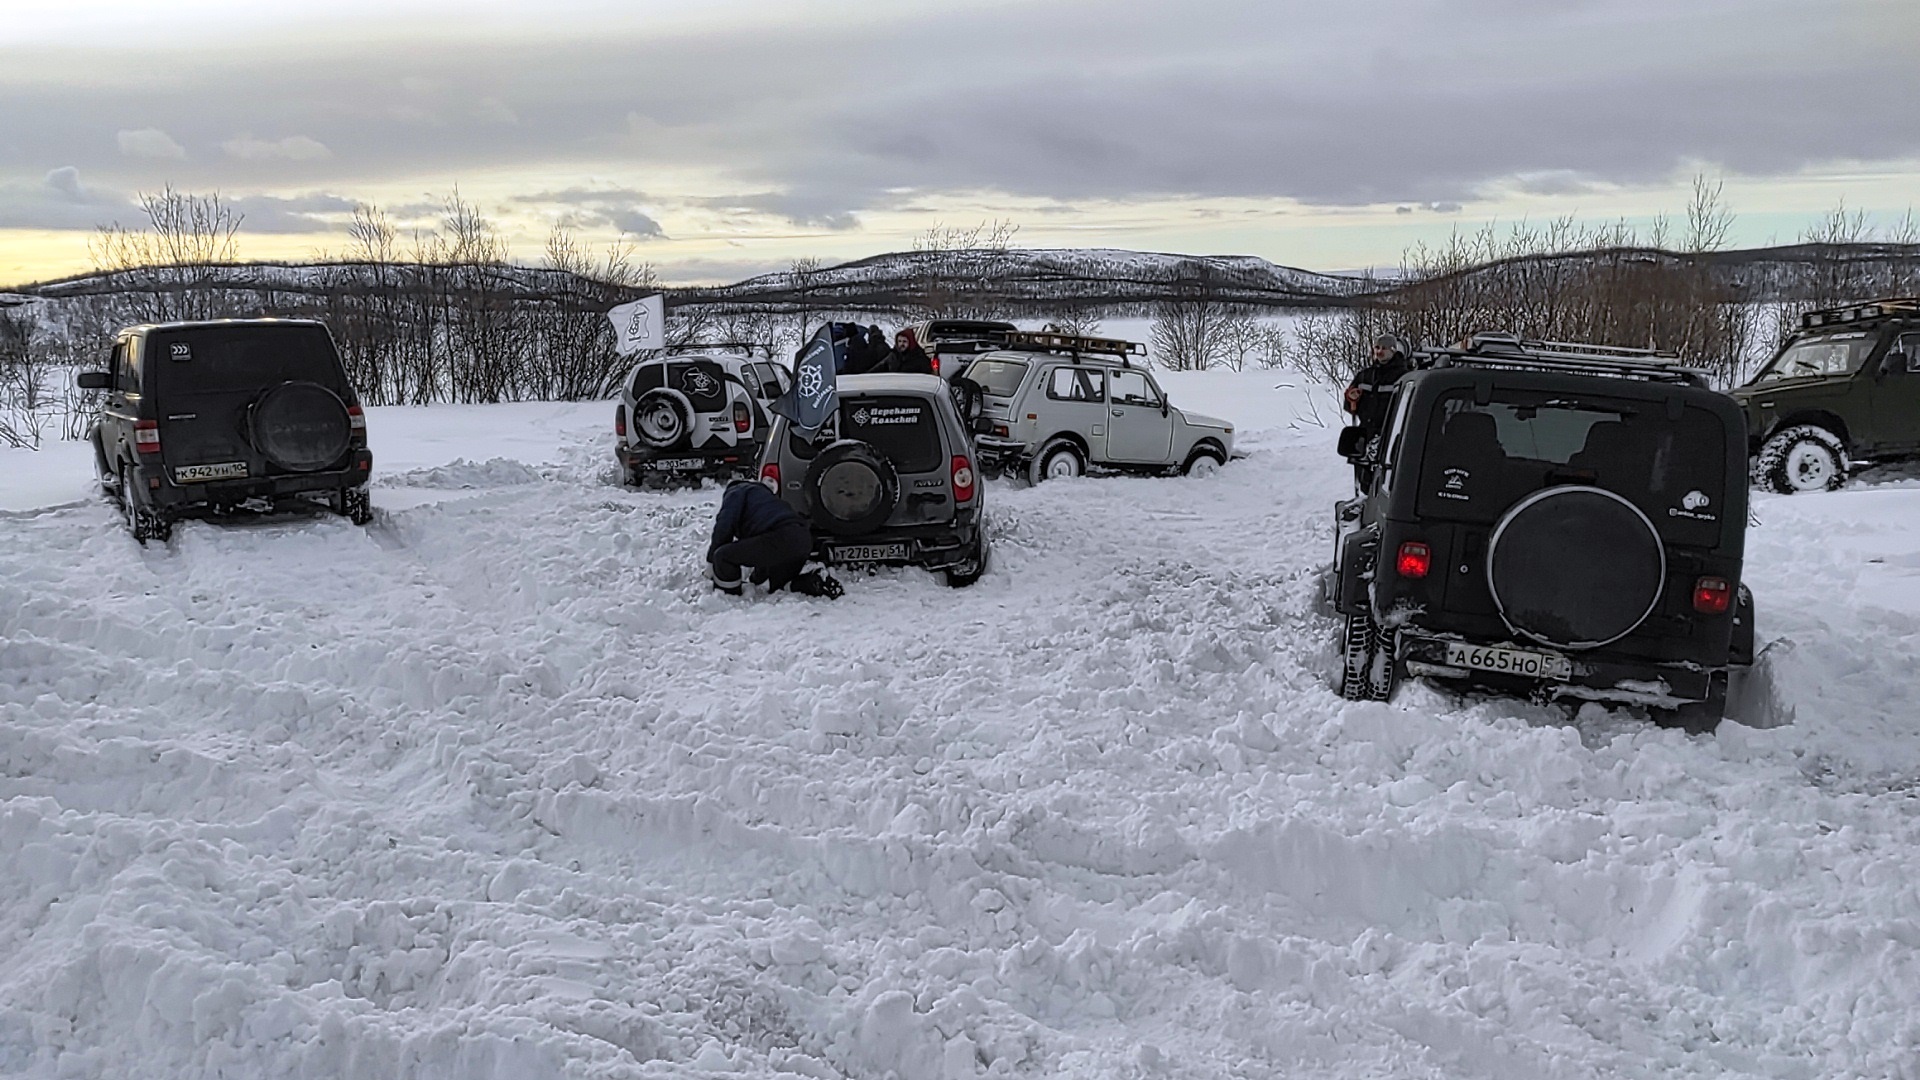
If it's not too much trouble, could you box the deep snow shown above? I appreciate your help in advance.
[3,370,1920,1079]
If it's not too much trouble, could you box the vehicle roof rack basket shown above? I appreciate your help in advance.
[1421,332,1707,386]
[1800,298,1920,329]
[999,330,1147,360]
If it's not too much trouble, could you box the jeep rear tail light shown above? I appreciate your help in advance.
[732,402,750,433]
[1395,541,1431,579]
[759,462,780,494]
[1692,576,1732,615]
[615,405,627,439]
[951,454,975,503]
[134,419,161,454]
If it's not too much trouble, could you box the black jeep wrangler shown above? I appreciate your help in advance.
[1328,335,1754,731]
[79,319,373,542]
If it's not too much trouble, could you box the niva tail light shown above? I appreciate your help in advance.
[951,455,975,502]
[1692,576,1732,615]
[615,405,627,439]
[759,462,780,494]
[1396,541,1431,579]
[732,402,751,433]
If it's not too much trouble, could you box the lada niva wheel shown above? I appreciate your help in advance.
[1756,425,1847,494]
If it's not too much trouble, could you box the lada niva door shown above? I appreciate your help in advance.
[1105,369,1174,463]
[1868,329,1920,455]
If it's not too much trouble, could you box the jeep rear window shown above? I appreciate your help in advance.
[965,359,1028,397]
[148,325,346,396]
[1755,332,1870,382]
[1416,390,1730,545]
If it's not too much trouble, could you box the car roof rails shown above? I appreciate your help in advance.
[1421,332,1708,387]
[671,341,778,358]
[1800,298,1920,330]
[998,330,1148,363]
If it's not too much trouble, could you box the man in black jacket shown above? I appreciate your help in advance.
[1342,334,1412,487]
[707,479,842,597]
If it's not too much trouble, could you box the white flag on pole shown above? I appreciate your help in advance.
[607,294,665,355]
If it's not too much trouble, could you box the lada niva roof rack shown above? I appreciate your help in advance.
[1422,332,1707,386]
[1800,298,1920,330]
[1000,330,1147,361]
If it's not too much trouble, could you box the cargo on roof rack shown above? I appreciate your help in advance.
[999,330,1147,359]
[1799,298,1920,329]
[1420,332,1707,387]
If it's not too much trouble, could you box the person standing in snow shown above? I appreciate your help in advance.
[707,479,843,598]
[1342,333,1413,487]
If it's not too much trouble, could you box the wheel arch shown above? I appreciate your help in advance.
[1765,411,1850,450]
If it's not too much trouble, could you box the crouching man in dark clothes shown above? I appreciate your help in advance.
[707,479,843,598]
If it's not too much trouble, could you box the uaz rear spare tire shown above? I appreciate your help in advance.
[249,381,352,472]
[1488,485,1664,649]
[804,440,898,537]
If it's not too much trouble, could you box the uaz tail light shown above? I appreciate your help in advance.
[348,404,367,444]
[733,402,751,433]
[1692,576,1732,615]
[951,454,975,503]
[759,462,780,494]
[134,419,161,454]
[615,405,627,439]
[1396,541,1431,579]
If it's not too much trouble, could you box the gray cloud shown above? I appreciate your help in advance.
[226,192,358,233]
[117,128,186,160]
[512,187,666,238]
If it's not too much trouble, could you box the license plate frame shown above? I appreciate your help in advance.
[643,458,708,471]
[1444,641,1572,681]
[174,461,249,482]
[829,542,910,564]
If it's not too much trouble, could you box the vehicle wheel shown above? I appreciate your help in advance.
[1756,425,1847,494]
[949,378,983,426]
[334,486,373,525]
[1659,671,1726,735]
[249,381,353,472]
[119,463,171,544]
[803,440,900,537]
[944,529,990,588]
[1183,446,1226,478]
[1028,440,1085,484]
[1338,610,1394,701]
[633,388,694,450]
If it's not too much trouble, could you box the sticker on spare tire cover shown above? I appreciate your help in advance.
[851,406,920,426]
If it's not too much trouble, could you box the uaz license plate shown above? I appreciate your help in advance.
[1444,642,1572,680]
[174,462,248,482]
[644,458,707,471]
[829,542,909,563]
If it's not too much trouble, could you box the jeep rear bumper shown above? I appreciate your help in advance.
[1396,631,1727,707]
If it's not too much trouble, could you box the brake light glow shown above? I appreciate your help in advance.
[930,356,941,376]
[1396,541,1431,579]
[732,402,750,433]
[1692,576,1732,615]
[951,455,975,502]
[759,462,781,494]
[134,419,161,454]
[615,405,627,439]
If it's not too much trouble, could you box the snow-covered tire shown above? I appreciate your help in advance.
[1029,439,1085,484]
[1756,425,1847,494]
[944,529,989,588]
[949,378,983,427]
[120,462,171,544]
[634,389,694,450]
[1338,610,1395,702]
[1183,446,1226,478]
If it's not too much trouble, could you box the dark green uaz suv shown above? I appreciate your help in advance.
[1731,298,1920,494]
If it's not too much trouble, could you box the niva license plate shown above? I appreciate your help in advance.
[830,542,909,563]
[174,462,248,482]
[1444,642,1572,681]
[644,458,706,471]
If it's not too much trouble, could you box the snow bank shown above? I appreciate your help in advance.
[3,371,1920,1078]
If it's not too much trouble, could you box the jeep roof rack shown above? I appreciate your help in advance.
[1800,298,1920,330]
[1422,332,1708,387]
[671,341,778,358]
[999,330,1147,361]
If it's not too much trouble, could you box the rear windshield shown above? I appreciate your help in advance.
[788,395,943,473]
[1755,332,1871,382]
[1414,389,1731,545]
[148,325,346,396]
[964,359,1029,397]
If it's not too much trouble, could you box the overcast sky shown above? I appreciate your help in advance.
[3,0,1917,285]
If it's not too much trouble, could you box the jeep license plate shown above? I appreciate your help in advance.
[174,462,248,482]
[829,542,909,563]
[644,458,707,471]
[1444,642,1572,681]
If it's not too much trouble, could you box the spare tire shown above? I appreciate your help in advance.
[634,388,694,449]
[949,378,983,426]
[1488,486,1665,650]
[248,381,352,472]
[804,440,899,537]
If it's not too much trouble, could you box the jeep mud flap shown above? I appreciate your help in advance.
[1726,639,1796,730]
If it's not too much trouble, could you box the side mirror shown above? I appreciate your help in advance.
[76,371,111,390]
[1336,426,1369,461]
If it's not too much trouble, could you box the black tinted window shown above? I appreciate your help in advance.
[842,396,942,473]
[149,325,345,396]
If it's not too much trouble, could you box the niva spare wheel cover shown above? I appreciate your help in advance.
[249,381,352,472]
[1487,485,1665,650]
[804,440,899,537]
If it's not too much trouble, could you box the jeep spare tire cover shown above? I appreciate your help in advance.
[1487,485,1665,650]
[804,440,899,537]
[248,381,352,472]
[634,388,694,449]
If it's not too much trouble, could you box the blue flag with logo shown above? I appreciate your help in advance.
[772,323,843,437]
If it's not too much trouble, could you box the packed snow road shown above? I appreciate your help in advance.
[4,372,1920,1079]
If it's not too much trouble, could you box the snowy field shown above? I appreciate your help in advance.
[5,369,1920,1079]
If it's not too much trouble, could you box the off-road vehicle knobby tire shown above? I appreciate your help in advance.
[1029,439,1086,484]
[120,463,171,544]
[1338,609,1395,702]
[943,529,990,588]
[949,378,984,427]
[1756,424,1847,494]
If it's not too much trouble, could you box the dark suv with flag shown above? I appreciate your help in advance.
[78,319,373,543]
[1326,334,1754,731]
